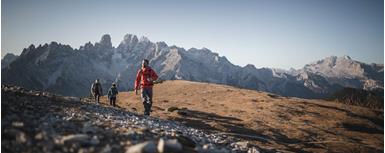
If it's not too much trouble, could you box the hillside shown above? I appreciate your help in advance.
[2,84,255,153]
[329,87,384,109]
[99,80,383,153]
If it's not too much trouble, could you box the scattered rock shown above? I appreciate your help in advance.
[175,135,196,148]
[125,141,157,153]
[165,106,179,112]
[1,85,254,152]
[34,132,44,140]
[101,144,112,153]
[16,131,27,143]
[56,134,89,145]
[231,141,250,151]
[90,135,100,145]
[247,147,260,153]
[267,93,280,98]
[176,109,189,116]
[11,121,24,127]
[131,107,137,112]
[157,138,182,153]
[82,122,97,134]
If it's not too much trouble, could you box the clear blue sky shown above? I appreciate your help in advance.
[2,0,384,69]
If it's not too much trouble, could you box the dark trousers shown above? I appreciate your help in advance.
[109,97,116,107]
[141,88,153,115]
[94,93,100,103]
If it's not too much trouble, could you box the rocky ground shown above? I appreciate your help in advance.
[1,84,260,153]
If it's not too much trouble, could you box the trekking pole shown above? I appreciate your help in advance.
[152,79,164,84]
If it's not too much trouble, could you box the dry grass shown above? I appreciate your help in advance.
[99,80,383,153]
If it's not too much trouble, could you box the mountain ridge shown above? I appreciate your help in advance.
[2,34,383,98]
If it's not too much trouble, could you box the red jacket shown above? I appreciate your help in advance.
[135,67,158,89]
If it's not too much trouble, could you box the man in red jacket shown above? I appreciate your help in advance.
[135,59,158,116]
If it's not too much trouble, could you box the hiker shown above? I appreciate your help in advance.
[107,83,119,107]
[91,79,103,103]
[135,59,158,116]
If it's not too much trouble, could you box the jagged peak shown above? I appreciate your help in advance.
[79,41,94,50]
[322,55,355,62]
[99,34,112,48]
[120,34,139,45]
[2,53,17,60]
[20,44,36,56]
[326,55,338,59]
[123,34,133,41]
[244,64,256,69]
[50,41,59,46]
[28,44,36,50]
[156,41,168,46]
[342,55,351,60]
[155,41,168,51]
[187,47,210,53]
[139,36,150,42]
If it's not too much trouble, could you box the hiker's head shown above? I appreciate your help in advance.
[142,59,149,68]
[95,79,99,83]
[112,83,116,87]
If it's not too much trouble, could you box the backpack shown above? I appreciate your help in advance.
[92,82,101,93]
[108,87,118,98]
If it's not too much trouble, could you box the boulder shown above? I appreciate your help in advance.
[157,138,182,153]
[125,141,157,153]
[55,134,89,145]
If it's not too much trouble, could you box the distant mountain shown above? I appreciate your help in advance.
[288,56,384,98]
[2,34,383,98]
[298,56,383,90]
[1,53,18,69]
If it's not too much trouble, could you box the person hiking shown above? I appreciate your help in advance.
[107,83,119,107]
[91,79,103,103]
[135,59,158,116]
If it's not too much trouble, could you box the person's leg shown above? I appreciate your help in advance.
[141,89,149,115]
[96,94,100,103]
[109,98,112,105]
[112,97,116,107]
[147,88,153,115]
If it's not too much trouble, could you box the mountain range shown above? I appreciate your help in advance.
[2,34,383,98]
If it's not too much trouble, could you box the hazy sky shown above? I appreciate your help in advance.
[2,0,384,69]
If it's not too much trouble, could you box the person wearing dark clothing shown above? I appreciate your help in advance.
[107,83,119,107]
[135,59,158,116]
[91,79,103,103]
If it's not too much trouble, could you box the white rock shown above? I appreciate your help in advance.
[157,138,182,153]
[125,141,157,153]
[56,134,89,145]
[16,131,27,143]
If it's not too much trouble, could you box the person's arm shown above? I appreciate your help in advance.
[134,70,142,90]
[134,70,142,95]
[151,69,158,81]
